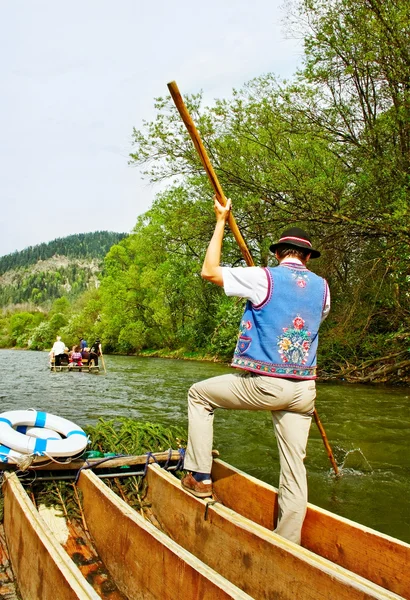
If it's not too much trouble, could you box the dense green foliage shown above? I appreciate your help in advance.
[126,0,410,381]
[0,231,126,275]
[0,263,100,307]
[85,417,187,456]
[2,0,409,382]
[0,231,127,309]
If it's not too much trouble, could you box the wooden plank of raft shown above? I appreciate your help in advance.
[144,464,404,600]
[211,459,410,599]
[50,366,99,372]
[77,469,253,600]
[32,450,184,470]
[2,473,100,600]
[0,449,217,472]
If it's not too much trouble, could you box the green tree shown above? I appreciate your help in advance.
[29,321,56,351]
[50,296,71,316]
[9,312,43,347]
[61,287,103,347]
[125,0,409,379]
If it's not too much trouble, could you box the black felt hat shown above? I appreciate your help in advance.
[269,227,321,258]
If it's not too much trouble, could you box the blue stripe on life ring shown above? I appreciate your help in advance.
[33,438,47,455]
[0,445,11,463]
[34,412,47,428]
[0,418,12,426]
[67,430,87,437]
[16,425,28,434]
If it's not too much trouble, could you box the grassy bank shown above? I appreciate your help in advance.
[132,347,224,363]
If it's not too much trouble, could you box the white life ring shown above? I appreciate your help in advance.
[0,410,88,458]
[0,427,63,464]
[15,426,63,440]
[0,445,29,464]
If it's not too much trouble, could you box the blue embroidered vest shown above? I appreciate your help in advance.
[231,263,327,379]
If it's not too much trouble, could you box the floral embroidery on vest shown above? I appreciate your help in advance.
[277,315,311,365]
[236,319,253,354]
[291,270,309,289]
[239,319,252,333]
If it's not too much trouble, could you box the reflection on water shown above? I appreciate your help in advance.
[1,349,409,543]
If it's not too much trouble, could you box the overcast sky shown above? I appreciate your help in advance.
[0,0,303,257]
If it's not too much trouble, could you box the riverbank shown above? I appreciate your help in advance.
[123,347,410,386]
[3,343,410,386]
[136,347,222,363]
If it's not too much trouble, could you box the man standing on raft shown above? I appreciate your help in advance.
[182,197,330,544]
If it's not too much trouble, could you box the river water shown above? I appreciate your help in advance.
[1,349,409,543]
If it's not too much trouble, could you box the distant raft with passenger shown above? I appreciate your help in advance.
[49,336,104,373]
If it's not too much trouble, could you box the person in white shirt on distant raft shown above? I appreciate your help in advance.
[49,335,68,366]
[181,197,330,546]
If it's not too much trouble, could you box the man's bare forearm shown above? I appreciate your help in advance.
[201,197,231,286]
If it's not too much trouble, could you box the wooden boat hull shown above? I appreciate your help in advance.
[2,472,100,600]
[77,469,253,600]
[141,464,403,600]
[211,459,410,599]
[1,467,252,600]
[2,453,408,599]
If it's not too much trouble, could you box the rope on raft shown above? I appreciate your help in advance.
[142,447,185,477]
[143,451,158,476]
[0,451,78,471]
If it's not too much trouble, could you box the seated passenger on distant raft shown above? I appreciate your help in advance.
[60,347,70,365]
[81,347,90,363]
[49,335,68,366]
[69,345,83,367]
[88,338,102,366]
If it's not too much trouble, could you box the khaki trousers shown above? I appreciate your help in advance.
[183,370,316,544]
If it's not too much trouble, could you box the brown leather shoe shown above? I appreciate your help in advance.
[181,472,212,498]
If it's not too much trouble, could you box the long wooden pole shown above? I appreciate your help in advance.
[167,80,339,476]
[100,346,107,374]
[167,82,254,267]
